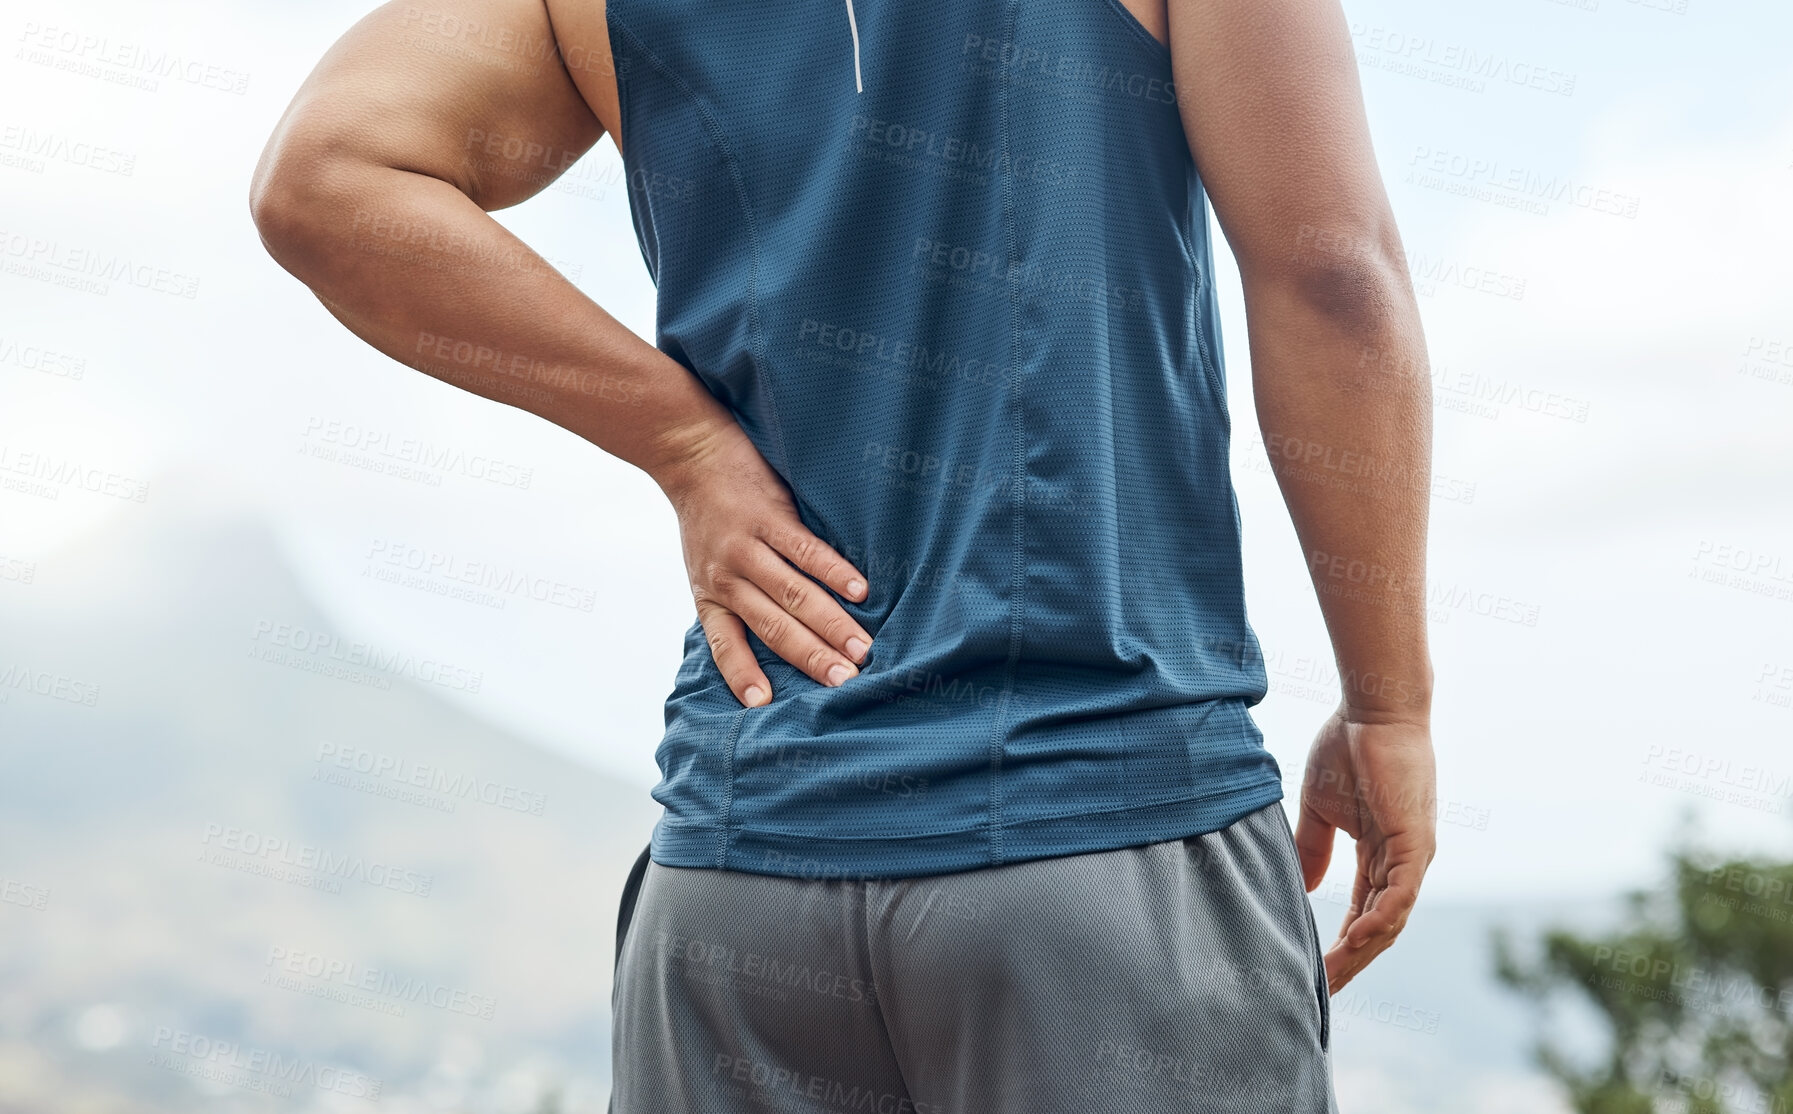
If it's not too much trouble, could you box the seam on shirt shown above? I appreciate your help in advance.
[983,0,1027,869]
[606,15,791,482]
[712,707,748,868]
[605,5,657,283]
[1183,180,1257,665]
[1186,173,1226,412]
[604,18,779,873]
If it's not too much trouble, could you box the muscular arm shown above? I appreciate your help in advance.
[249,0,874,700]
[1168,0,1437,989]
[248,0,729,481]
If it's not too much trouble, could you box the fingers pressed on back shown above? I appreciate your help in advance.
[697,602,771,707]
[719,578,860,690]
[764,520,869,604]
[745,543,872,663]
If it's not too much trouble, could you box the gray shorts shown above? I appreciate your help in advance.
[608,801,1336,1113]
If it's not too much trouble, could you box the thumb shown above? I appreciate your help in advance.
[1293,804,1335,893]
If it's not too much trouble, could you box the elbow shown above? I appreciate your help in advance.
[1240,222,1429,394]
[1289,244,1412,342]
[248,163,302,265]
[247,137,348,277]
[1253,221,1416,343]
[1296,256,1404,337]
[248,151,331,276]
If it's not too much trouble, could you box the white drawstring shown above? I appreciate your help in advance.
[844,0,863,92]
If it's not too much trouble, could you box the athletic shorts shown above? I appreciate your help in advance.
[607,800,1337,1113]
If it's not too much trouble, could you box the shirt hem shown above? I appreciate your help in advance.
[649,776,1286,881]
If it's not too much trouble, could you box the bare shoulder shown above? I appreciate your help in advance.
[545,0,625,156]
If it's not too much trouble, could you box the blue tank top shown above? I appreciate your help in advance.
[608,0,1283,879]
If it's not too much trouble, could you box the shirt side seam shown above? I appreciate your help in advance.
[713,707,747,868]
[984,0,1027,869]
[605,16,790,482]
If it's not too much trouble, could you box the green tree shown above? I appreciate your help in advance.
[1494,845,1793,1114]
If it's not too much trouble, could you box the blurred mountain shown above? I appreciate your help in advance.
[0,498,661,1113]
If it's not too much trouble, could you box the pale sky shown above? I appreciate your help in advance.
[4,0,1791,905]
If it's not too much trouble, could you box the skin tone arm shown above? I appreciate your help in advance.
[248,0,873,706]
[1166,0,1439,993]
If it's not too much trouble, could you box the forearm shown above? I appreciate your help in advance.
[252,159,736,491]
[1244,256,1434,721]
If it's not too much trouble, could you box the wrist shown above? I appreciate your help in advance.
[641,413,741,505]
[1337,701,1431,729]
[1336,662,1433,725]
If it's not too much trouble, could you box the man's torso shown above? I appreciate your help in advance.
[557,0,1279,879]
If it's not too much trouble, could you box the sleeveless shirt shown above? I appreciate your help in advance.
[607,0,1284,879]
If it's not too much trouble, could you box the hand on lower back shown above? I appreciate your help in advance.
[1292,709,1437,995]
[654,418,873,707]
